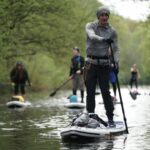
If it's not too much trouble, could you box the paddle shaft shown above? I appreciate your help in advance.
[88,113,108,127]
[50,78,71,96]
[97,116,108,127]
[110,43,129,134]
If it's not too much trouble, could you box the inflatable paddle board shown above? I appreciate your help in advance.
[61,121,126,139]
[65,102,85,109]
[6,100,32,108]
[99,101,120,105]
[66,95,85,109]
[6,95,32,108]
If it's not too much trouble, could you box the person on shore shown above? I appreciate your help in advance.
[84,6,119,127]
[69,47,85,103]
[130,63,140,90]
[10,61,31,98]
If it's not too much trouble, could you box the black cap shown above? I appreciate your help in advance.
[96,6,110,19]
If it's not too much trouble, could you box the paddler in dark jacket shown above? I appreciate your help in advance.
[84,6,119,127]
[10,61,31,97]
[69,47,85,103]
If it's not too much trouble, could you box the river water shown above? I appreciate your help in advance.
[0,87,150,150]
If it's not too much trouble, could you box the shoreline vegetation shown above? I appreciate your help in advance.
[0,0,150,95]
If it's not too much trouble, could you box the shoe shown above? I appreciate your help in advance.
[108,120,116,128]
[81,99,84,103]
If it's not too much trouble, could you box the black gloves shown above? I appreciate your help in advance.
[110,62,119,74]
[104,38,113,44]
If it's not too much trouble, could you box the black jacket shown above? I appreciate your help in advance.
[10,68,30,84]
[69,55,85,76]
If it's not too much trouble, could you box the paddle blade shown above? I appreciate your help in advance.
[49,91,56,97]
[130,91,137,100]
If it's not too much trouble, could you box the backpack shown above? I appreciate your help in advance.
[72,113,100,128]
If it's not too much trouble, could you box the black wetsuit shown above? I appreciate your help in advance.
[85,21,119,122]
[70,56,85,76]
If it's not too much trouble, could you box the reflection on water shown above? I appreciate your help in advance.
[61,135,127,150]
[0,87,150,150]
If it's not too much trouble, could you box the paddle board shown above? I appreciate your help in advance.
[61,121,126,139]
[6,100,32,108]
[65,102,86,109]
[6,95,32,108]
[99,101,120,105]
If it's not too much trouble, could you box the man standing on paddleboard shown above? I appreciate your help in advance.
[84,6,119,127]
[69,47,85,103]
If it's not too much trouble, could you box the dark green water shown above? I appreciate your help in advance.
[0,88,150,150]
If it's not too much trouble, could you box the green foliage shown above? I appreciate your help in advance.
[0,0,101,90]
[0,0,150,92]
[110,15,150,84]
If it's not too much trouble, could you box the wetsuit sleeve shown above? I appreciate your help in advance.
[111,29,119,63]
[85,23,104,41]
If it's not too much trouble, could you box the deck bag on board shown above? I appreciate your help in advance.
[73,113,89,127]
[87,118,100,128]
[72,113,100,128]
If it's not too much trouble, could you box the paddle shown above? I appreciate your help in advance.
[122,80,138,100]
[110,43,129,134]
[125,83,137,100]
[49,78,72,97]
[129,91,137,100]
